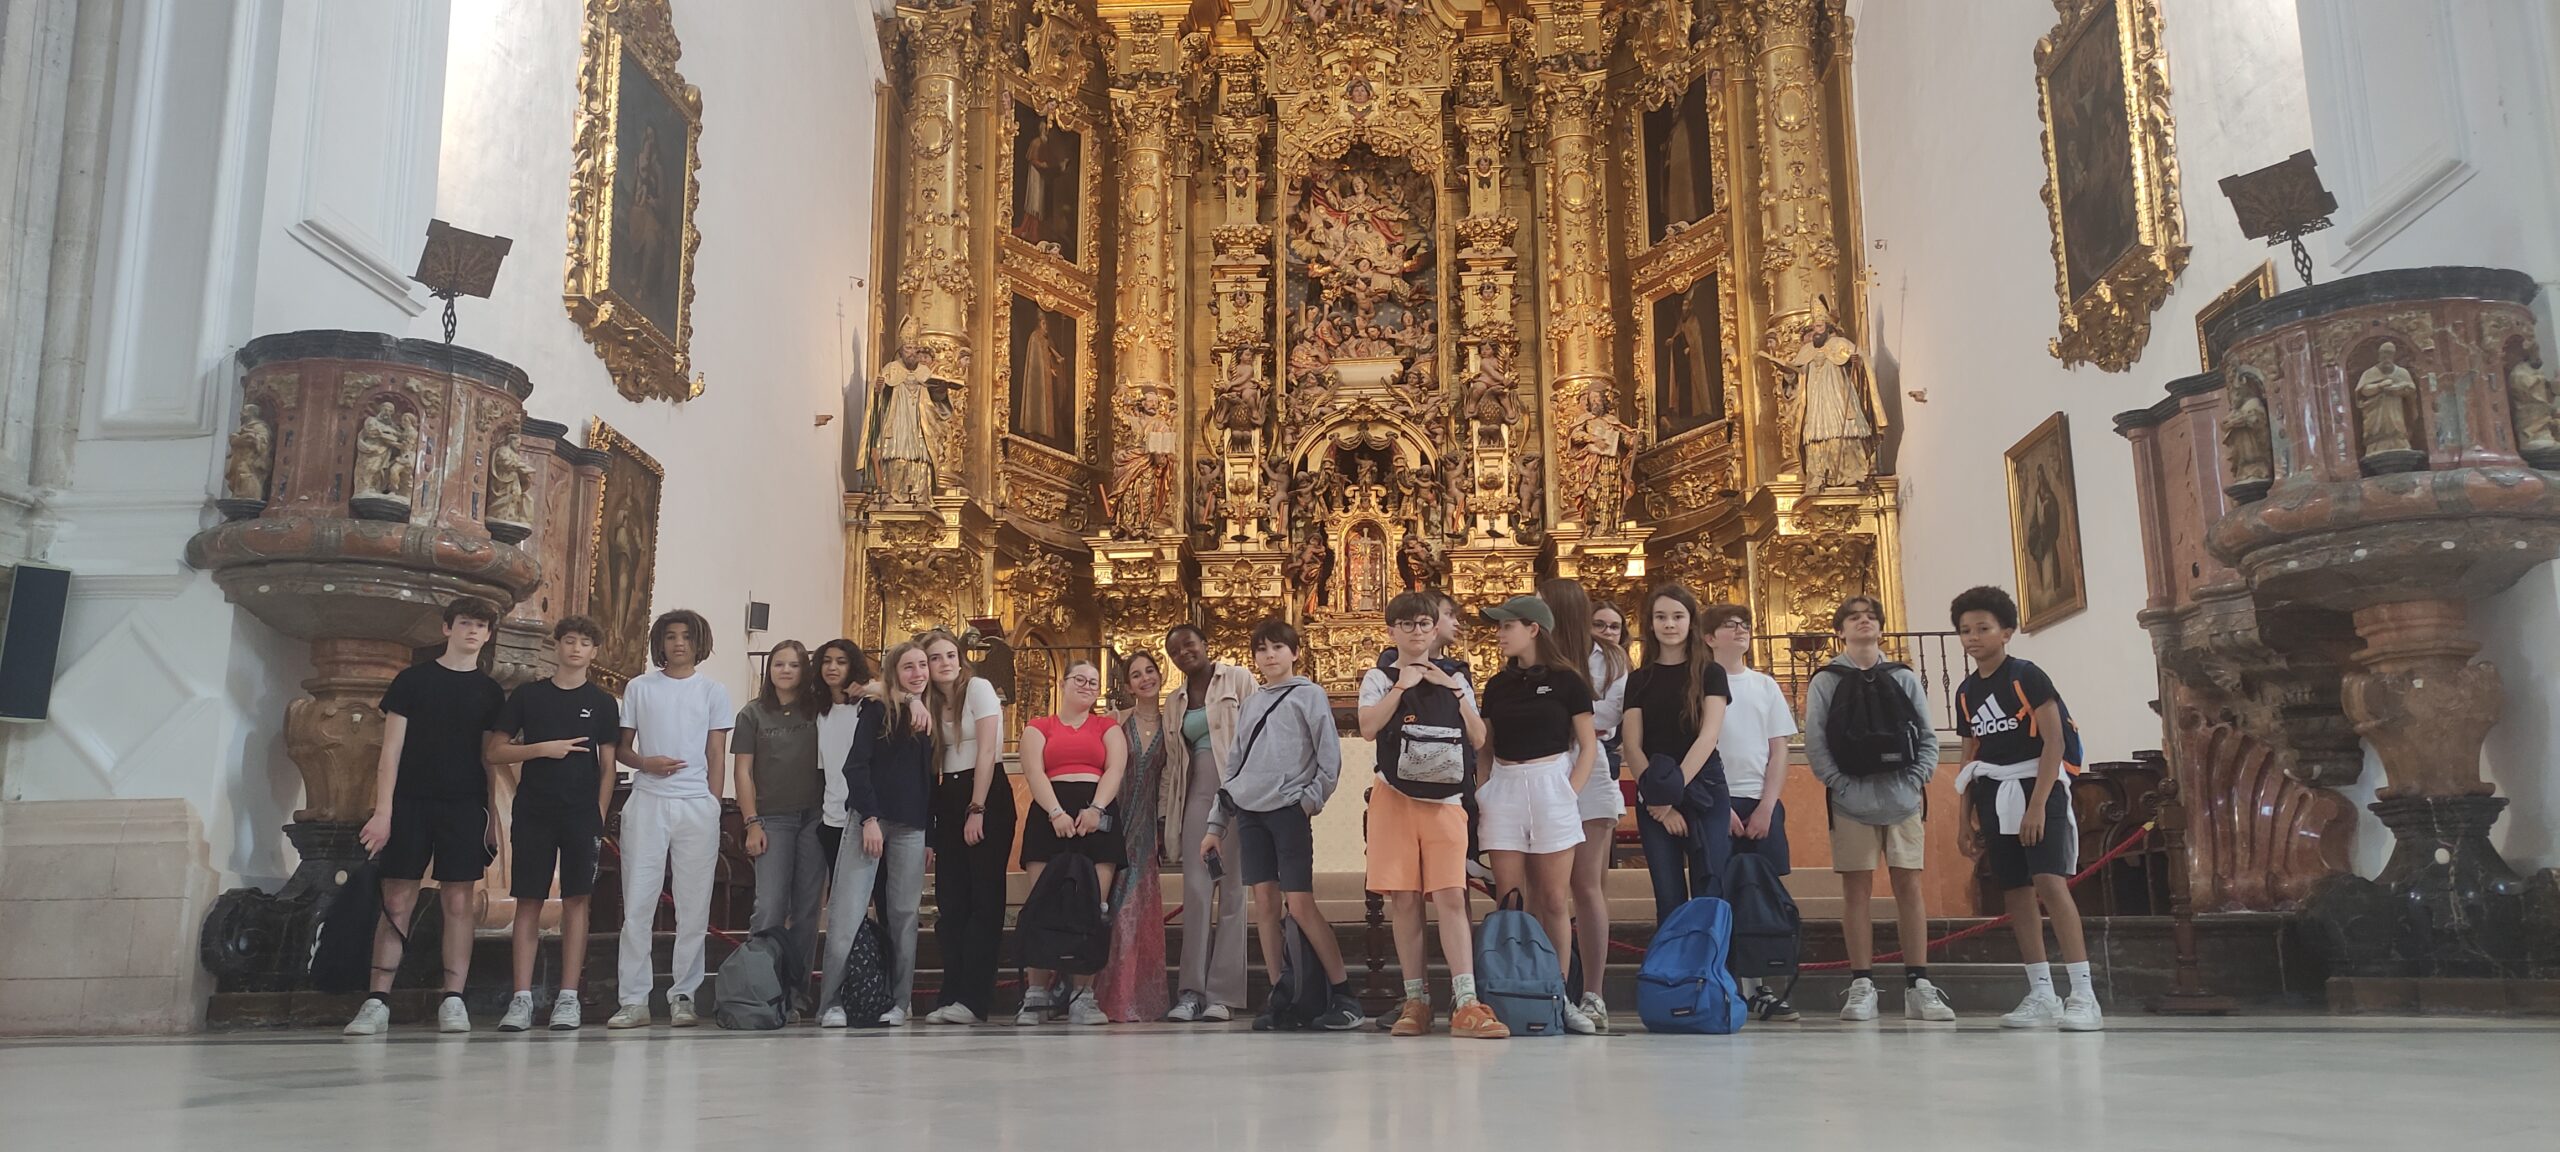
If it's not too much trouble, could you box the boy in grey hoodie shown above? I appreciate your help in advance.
[1802,596,1954,1023]
[1199,618,1361,1031]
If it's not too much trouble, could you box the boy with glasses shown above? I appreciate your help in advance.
[1702,604,1799,1020]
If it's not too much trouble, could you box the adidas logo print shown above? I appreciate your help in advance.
[1969,698,2021,737]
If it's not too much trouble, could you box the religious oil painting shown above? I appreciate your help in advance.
[1008,294,1079,453]
[2004,413,2087,632]
[1644,79,1717,244]
[565,0,703,403]
[588,420,664,689]
[2044,1,2136,303]
[1011,101,1081,263]
[2035,0,2184,371]
[1653,275,1725,439]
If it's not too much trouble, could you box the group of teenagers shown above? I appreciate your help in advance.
[341,573,2106,1039]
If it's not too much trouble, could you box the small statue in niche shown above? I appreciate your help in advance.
[873,336,957,504]
[1353,456,1381,495]
[1514,454,1546,544]
[1562,389,1640,528]
[1438,453,1469,536]
[1464,345,1526,427]
[1312,457,1349,513]
[1193,457,1227,535]
[1263,455,1294,535]
[1108,389,1180,537]
[1397,529,1443,592]
[488,433,537,525]
[352,401,406,499]
[1213,353,1267,432]
[2221,372,2274,487]
[224,401,273,503]
[2354,340,2421,458]
[2507,335,2559,455]
[1756,301,1883,493]
[1289,530,1334,614]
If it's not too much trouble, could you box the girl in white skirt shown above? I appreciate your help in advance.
[1474,594,1603,1034]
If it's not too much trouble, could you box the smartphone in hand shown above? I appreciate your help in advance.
[1204,846,1224,881]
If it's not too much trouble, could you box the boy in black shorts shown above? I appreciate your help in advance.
[486,616,621,1032]
[1950,586,2101,1033]
[345,598,507,1036]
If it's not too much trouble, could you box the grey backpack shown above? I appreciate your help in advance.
[713,929,791,1030]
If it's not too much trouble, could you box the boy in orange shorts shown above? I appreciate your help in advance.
[1356,591,1508,1039]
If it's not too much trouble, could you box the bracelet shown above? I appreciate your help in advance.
[967,803,986,815]
[743,816,763,826]
[1084,805,1104,815]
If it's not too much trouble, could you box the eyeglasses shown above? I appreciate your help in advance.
[1391,618,1437,632]
[1065,676,1101,688]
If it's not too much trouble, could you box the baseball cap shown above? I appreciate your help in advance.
[1480,594,1556,632]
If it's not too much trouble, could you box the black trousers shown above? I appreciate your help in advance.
[930,770,1017,1017]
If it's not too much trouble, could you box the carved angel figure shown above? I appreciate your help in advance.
[352,402,406,499]
[1193,457,1227,533]
[1514,454,1546,542]
[1396,530,1443,592]
[224,402,272,502]
[1263,455,1294,536]
[488,434,537,525]
[1464,345,1526,427]
[1438,454,1470,536]
[1214,352,1267,431]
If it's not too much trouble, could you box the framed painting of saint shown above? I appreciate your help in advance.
[586,420,664,689]
[1652,276,1725,439]
[2004,413,2087,632]
[2035,0,2186,370]
[1011,101,1081,263]
[565,0,704,403]
[1644,79,1717,244]
[1008,294,1078,453]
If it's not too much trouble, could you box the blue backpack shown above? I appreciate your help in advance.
[1637,897,1749,1035]
[1475,892,1568,1037]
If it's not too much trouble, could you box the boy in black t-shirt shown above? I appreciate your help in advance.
[1950,586,2100,1033]
[345,598,507,1037]
[486,616,622,1032]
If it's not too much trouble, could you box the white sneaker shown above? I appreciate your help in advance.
[498,991,536,1033]
[1200,1002,1234,1023]
[342,999,390,1037]
[2060,993,2105,1032]
[2002,990,2066,1029]
[1578,992,1611,1035]
[1015,990,1053,1027]
[923,1003,981,1025]
[1163,991,1205,1022]
[879,1006,909,1027]
[1560,998,1600,1035]
[668,994,698,1028]
[549,991,584,1031]
[1067,990,1108,1026]
[1840,977,1879,1022]
[1905,979,1957,1022]
[606,1003,651,1029]
[437,995,471,1034]
[819,1006,848,1029]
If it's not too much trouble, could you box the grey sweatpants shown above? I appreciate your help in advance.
[1176,743,1248,1009]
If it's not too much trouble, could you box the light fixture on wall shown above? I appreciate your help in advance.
[413,219,514,344]
[2218,151,2335,288]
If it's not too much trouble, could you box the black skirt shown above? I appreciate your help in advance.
[1017,778,1130,869]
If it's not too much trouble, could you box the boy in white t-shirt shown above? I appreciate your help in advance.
[606,609,734,1029]
[1704,603,1800,1021]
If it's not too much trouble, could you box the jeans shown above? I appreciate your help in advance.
[1176,743,1248,1008]
[748,808,827,1011]
[817,820,927,1014]
[616,791,720,1007]
[930,771,1016,1018]
[1635,761,1731,923]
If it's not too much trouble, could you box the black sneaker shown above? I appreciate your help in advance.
[1252,1010,1282,1032]
[1316,995,1365,1031]
[1750,990,1802,1023]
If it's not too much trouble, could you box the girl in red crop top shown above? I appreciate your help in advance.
[1015,659,1131,1024]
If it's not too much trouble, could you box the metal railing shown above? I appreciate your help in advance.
[1747,630,1964,732]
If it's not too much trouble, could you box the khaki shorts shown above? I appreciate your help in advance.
[1831,811,1926,873]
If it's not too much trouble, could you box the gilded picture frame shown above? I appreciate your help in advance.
[587,420,664,690]
[2004,412,2087,632]
[564,0,704,404]
[2036,0,2188,372]
[2194,260,2276,371]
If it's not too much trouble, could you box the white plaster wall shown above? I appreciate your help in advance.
[1847,0,2314,766]
[424,0,883,718]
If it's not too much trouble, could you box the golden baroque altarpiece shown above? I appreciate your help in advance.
[845,0,1906,694]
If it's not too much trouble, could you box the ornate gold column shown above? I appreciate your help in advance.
[1191,44,1289,639]
[896,1,977,493]
[1742,0,1841,353]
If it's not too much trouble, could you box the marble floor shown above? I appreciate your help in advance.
[2,1016,2553,1151]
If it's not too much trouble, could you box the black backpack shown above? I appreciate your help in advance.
[307,858,393,994]
[1817,661,1927,778]
[1719,849,1802,986]
[1017,851,1111,976]
[834,918,897,1027]
[1264,915,1333,1031]
[1376,660,1471,802]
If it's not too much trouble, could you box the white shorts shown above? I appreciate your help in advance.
[1478,754,1588,855]
[1576,757,1625,824]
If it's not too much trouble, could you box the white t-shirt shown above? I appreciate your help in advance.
[816,701,865,827]
[1359,664,1478,805]
[621,668,734,800]
[938,677,1004,777]
[1586,646,1628,739]
[1717,667,1799,800]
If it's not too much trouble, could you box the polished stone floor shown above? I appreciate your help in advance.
[3,1017,2553,1151]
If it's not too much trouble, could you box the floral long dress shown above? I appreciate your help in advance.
[1095,711,1170,1022]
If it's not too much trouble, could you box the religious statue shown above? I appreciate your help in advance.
[2507,336,2558,453]
[1214,352,1267,432]
[2221,373,2273,486]
[1108,388,1179,536]
[1438,454,1469,536]
[352,402,406,499]
[1290,530,1334,614]
[1263,455,1294,536]
[224,402,272,503]
[488,433,537,525]
[2354,340,2420,458]
[1193,457,1227,536]
[1514,454,1546,543]
[388,413,421,499]
[1312,457,1350,513]
[1562,389,1640,528]
[1464,345,1526,427]
[1396,529,1443,592]
[1353,457,1381,494]
[1758,303,1884,493]
[874,339,957,504]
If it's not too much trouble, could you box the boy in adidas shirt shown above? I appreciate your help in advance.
[1949,585,2101,1032]
[485,616,621,1031]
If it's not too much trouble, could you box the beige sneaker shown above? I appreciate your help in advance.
[668,994,698,1028]
[606,1003,652,1029]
